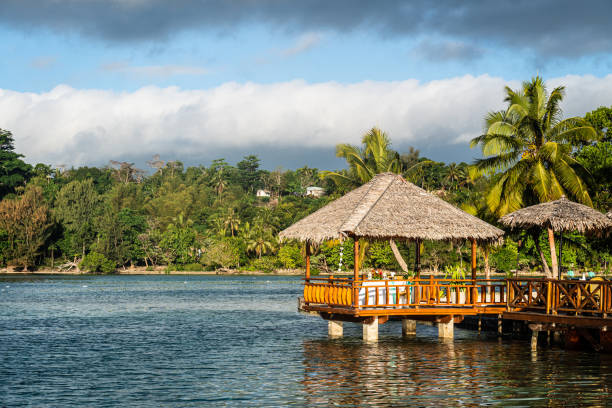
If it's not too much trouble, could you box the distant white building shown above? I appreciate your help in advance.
[256,189,271,198]
[306,186,325,198]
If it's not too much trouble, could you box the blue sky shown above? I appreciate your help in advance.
[1,1,611,170]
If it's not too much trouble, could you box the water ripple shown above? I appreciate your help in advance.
[1,275,610,407]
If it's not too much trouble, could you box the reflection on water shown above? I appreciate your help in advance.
[302,337,612,406]
[1,275,611,407]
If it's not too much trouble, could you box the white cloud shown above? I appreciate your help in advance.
[281,32,323,56]
[1,74,611,167]
[101,62,209,77]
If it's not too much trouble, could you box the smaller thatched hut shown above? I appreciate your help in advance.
[499,196,612,278]
[279,173,504,279]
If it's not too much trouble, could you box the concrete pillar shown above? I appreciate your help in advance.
[328,320,343,339]
[438,320,454,339]
[531,330,538,351]
[402,319,416,337]
[363,317,378,342]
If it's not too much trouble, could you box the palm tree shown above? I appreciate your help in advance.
[210,167,226,196]
[471,76,598,217]
[223,208,240,237]
[247,228,275,259]
[443,163,465,191]
[321,127,401,187]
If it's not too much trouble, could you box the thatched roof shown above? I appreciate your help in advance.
[498,197,612,234]
[279,172,504,244]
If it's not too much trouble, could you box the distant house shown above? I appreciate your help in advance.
[306,186,325,198]
[256,189,271,198]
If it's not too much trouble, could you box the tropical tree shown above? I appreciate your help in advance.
[0,186,51,269]
[321,127,401,187]
[471,76,598,216]
[55,179,101,258]
[223,208,240,237]
[443,163,466,191]
[247,227,276,259]
[0,129,32,199]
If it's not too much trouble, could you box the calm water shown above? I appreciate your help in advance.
[1,275,610,407]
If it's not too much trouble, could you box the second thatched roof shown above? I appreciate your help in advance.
[499,196,612,234]
[279,172,504,244]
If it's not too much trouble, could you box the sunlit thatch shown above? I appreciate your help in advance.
[279,172,504,244]
[499,196,611,234]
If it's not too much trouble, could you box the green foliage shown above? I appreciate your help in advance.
[443,264,467,281]
[0,129,32,199]
[576,141,612,210]
[366,241,398,269]
[0,109,609,276]
[0,186,51,268]
[491,240,518,273]
[277,243,303,269]
[249,256,278,273]
[584,105,612,140]
[320,239,354,272]
[55,179,100,257]
[160,223,197,265]
[80,251,116,274]
[321,127,401,189]
[202,240,240,269]
[471,76,598,216]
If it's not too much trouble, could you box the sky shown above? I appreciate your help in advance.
[1,0,611,171]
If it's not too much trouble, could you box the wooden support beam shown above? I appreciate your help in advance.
[354,238,359,281]
[305,242,311,280]
[471,238,477,305]
[471,239,477,280]
[415,239,421,278]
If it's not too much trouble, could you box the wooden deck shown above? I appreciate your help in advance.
[505,278,611,328]
[302,276,507,319]
[301,276,612,328]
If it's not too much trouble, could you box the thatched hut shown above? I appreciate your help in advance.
[279,172,504,279]
[499,196,612,278]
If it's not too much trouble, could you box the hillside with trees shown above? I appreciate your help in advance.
[0,78,610,275]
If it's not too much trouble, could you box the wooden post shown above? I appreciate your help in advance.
[354,238,359,281]
[547,227,558,279]
[471,238,477,304]
[471,239,477,280]
[305,242,311,280]
[558,233,563,276]
[414,239,421,278]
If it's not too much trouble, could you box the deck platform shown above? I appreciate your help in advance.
[300,276,612,343]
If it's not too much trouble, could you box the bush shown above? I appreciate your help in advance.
[249,256,278,273]
[320,239,354,271]
[367,241,398,269]
[182,263,204,271]
[277,243,303,269]
[202,240,239,269]
[80,251,116,274]
[491,240,518,272]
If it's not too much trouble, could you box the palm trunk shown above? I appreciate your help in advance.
[389,239,408,273]
[547,228,558,279]
[534,232,552,278]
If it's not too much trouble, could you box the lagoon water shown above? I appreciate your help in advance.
[1,275,611,407]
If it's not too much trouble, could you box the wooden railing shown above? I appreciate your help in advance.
[303,277,507,311]
[507,278,612,316]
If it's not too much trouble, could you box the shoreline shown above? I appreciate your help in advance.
[1,267,559,278]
